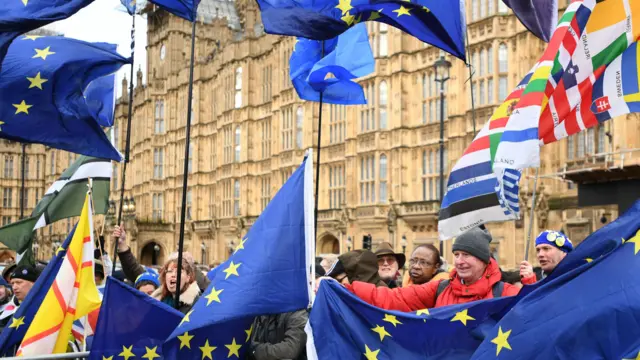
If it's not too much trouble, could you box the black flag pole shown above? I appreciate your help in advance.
[174,18,198,309]
[112,12,137,274]
[464,28,477,137]
[313,41,325,243]
[20,143,26,219]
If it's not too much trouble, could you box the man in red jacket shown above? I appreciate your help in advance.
[343,227,521,311]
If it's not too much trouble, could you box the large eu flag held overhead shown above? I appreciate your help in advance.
[0,36,129,160]
[0,0,94,71]
[255,0,467,60]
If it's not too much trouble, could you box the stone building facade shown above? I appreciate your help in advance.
[1,0,638,269]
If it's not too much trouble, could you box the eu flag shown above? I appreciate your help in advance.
[256,0,466,60]
[88,277,183,360]
[290,23,374,105]
[471,200,640,359]
[120,0,137,15]
[0,225,75,356]
[0,36,129,161]
[163,151,315,359]
[309,280,514,360]
[0,0,94,72]
[149,0,201,22]
[85,72,116,127]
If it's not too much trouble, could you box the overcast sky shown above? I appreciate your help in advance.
[45,0,148,98]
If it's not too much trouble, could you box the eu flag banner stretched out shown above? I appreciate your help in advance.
[164,150,315,359]
[290,23,374,105]
[85,73,116,127]
[471,200,640,359]
[89,277,183,360]
[308,280,514,360]
[149,0,201,22]
[0,36,128,161]
[256,0,466,60]
[0,0,94,71]
[0,225,76,357]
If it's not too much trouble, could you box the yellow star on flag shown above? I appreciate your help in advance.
[178,332,194,350]
[335,0,353,15]
[33,47,55,60]
[234,237,247,253]
[119,345,135,360]
[223,261,242,279]
[491,326,512,355]
[341,13,355,25]
[200,339,216,360]
[13,100,32,115]
[56,246,65,255]
[0,120,4,131]
[364,344,380,360]
[22,0,28,5]
[625,230,640,255]
[368,10,382,21]
[451,309,475,326]
[416,309,430,316]
[180,309,193,326]
[245,324,253,342]
[353,14,363,24]
[205,287,224,305]
[9,316,25,329]
[392,5,411,17]
[423,6,430,12]
[382,314,402,327]
[225,338,242,358]
[27,72,48,90]
[622,351,640,360]
[371,325,391,341]
[142,346,161,360]
[23,35,42,41]
[102,356,113,360]
[585,257,593,263]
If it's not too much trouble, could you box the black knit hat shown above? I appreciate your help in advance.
[451,227,492,264]
[11,265,40,283]
[326,259,345,279]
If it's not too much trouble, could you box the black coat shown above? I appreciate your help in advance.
[249,310,308,360]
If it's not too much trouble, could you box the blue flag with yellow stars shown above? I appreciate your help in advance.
[471,200,640,359]
[0,225,76,357]
[88,277,183,360]
[256,0,466,60]
[85,72,116,127]
[0,36,129,161]
[149,0,201,22]
[290,23,374,105]
[120,0,137,15]
[0,0,94,72]
[163,151,315,359]
[308,280,515,360]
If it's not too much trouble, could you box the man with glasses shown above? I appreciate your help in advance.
[373,242,405,288]
[403,244,450,287]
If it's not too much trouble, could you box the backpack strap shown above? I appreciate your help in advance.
[492,281,505,298]
[435,279,450,300]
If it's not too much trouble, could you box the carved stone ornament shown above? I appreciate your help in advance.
[536,184,549,229]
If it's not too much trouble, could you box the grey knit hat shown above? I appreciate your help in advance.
[451,227,492,264]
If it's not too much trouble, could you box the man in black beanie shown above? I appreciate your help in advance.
[0,265,40,328]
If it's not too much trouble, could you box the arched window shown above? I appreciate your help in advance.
[234,67,242,108]
[234,126,241,162]
[379,81,388,129]
[379,24,388,56]
[379,155,387,203]
[422,74,428,124]
[487,45,494,73]
[498,43,508,73]
[234,180,240,216]
[188,142,194,173]
[296,106,303,148]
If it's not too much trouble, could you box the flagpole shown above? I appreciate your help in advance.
[175,18,197,310]
[112,12,137,274]
[464,28,477,137]
[524,168,540,261]
[313,41,325,245]
[20,143,26,219]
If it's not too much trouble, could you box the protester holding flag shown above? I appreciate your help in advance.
[519,230,573,285]
[0,266,39,329]
[134,271,160,296]
[248,310,308,360]
[340,228,520,311]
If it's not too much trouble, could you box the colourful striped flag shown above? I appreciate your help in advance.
[591,41,640,121]
[493,0,640,170]
[17,194,102,355]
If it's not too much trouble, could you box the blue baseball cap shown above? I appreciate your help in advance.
[535,230,574,253]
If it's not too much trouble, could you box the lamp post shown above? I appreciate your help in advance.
[434,53,451,256]
[347,236,352,252]
[153,244,160,265]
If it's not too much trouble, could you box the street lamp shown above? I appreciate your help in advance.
[347,236,352,252]
[434,53,451,256]
[129,197,136,213]
[153,244,160,265]
[108,200,116,216]
[122,198,130,213]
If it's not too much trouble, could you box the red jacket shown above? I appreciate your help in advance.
[345,259,520,311]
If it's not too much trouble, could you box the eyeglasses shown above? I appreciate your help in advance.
[377,256,397,266]
[409,259,435,267]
